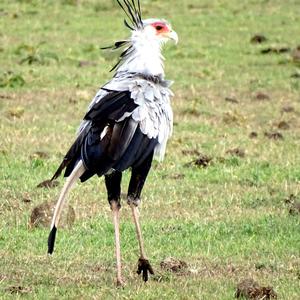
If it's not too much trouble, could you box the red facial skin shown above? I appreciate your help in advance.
[150,22,170,35]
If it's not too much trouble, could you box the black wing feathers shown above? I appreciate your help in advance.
[51,90,143,181]
[84,91,137,122]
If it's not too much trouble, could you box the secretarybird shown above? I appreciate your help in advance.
[47,0,178,286]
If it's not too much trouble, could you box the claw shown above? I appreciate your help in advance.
[137,258,154,282]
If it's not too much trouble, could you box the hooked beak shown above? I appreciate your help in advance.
[165,30,179,44]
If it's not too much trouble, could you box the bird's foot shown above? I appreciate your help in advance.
[137,258,154,282]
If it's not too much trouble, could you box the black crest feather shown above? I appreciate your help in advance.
[116,0,143,30]
[101,1,143,71]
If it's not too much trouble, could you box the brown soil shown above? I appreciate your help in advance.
[160,257,188,274]
[235,278,277,299]
[194,154,212,167]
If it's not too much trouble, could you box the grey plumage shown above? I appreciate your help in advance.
[79,72,173,161]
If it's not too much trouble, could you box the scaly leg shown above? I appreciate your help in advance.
[111,201,123,286]
[127,151,154,282]
[48,160,86,254]
[105,171,123,286]
[129,203,154,282]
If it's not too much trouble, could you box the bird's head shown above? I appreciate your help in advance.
[141,19,178,45]
[108,1,178,75]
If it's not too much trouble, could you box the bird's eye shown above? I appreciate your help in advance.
[156,26,163,31]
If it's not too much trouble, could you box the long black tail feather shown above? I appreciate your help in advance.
[48,226,57,254]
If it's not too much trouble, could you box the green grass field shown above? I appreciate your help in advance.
[1,0,300,299]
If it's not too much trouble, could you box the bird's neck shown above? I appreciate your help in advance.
[117,33,165,77]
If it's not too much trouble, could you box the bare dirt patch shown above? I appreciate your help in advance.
[185,153,213,168]
[160,257,188,274]
[235,278,277,299]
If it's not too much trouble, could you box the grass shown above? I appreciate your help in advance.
[0,0,300,299]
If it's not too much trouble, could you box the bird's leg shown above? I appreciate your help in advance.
[48,160,86,254]
[127,152,154,282]
[105,171,124,287]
